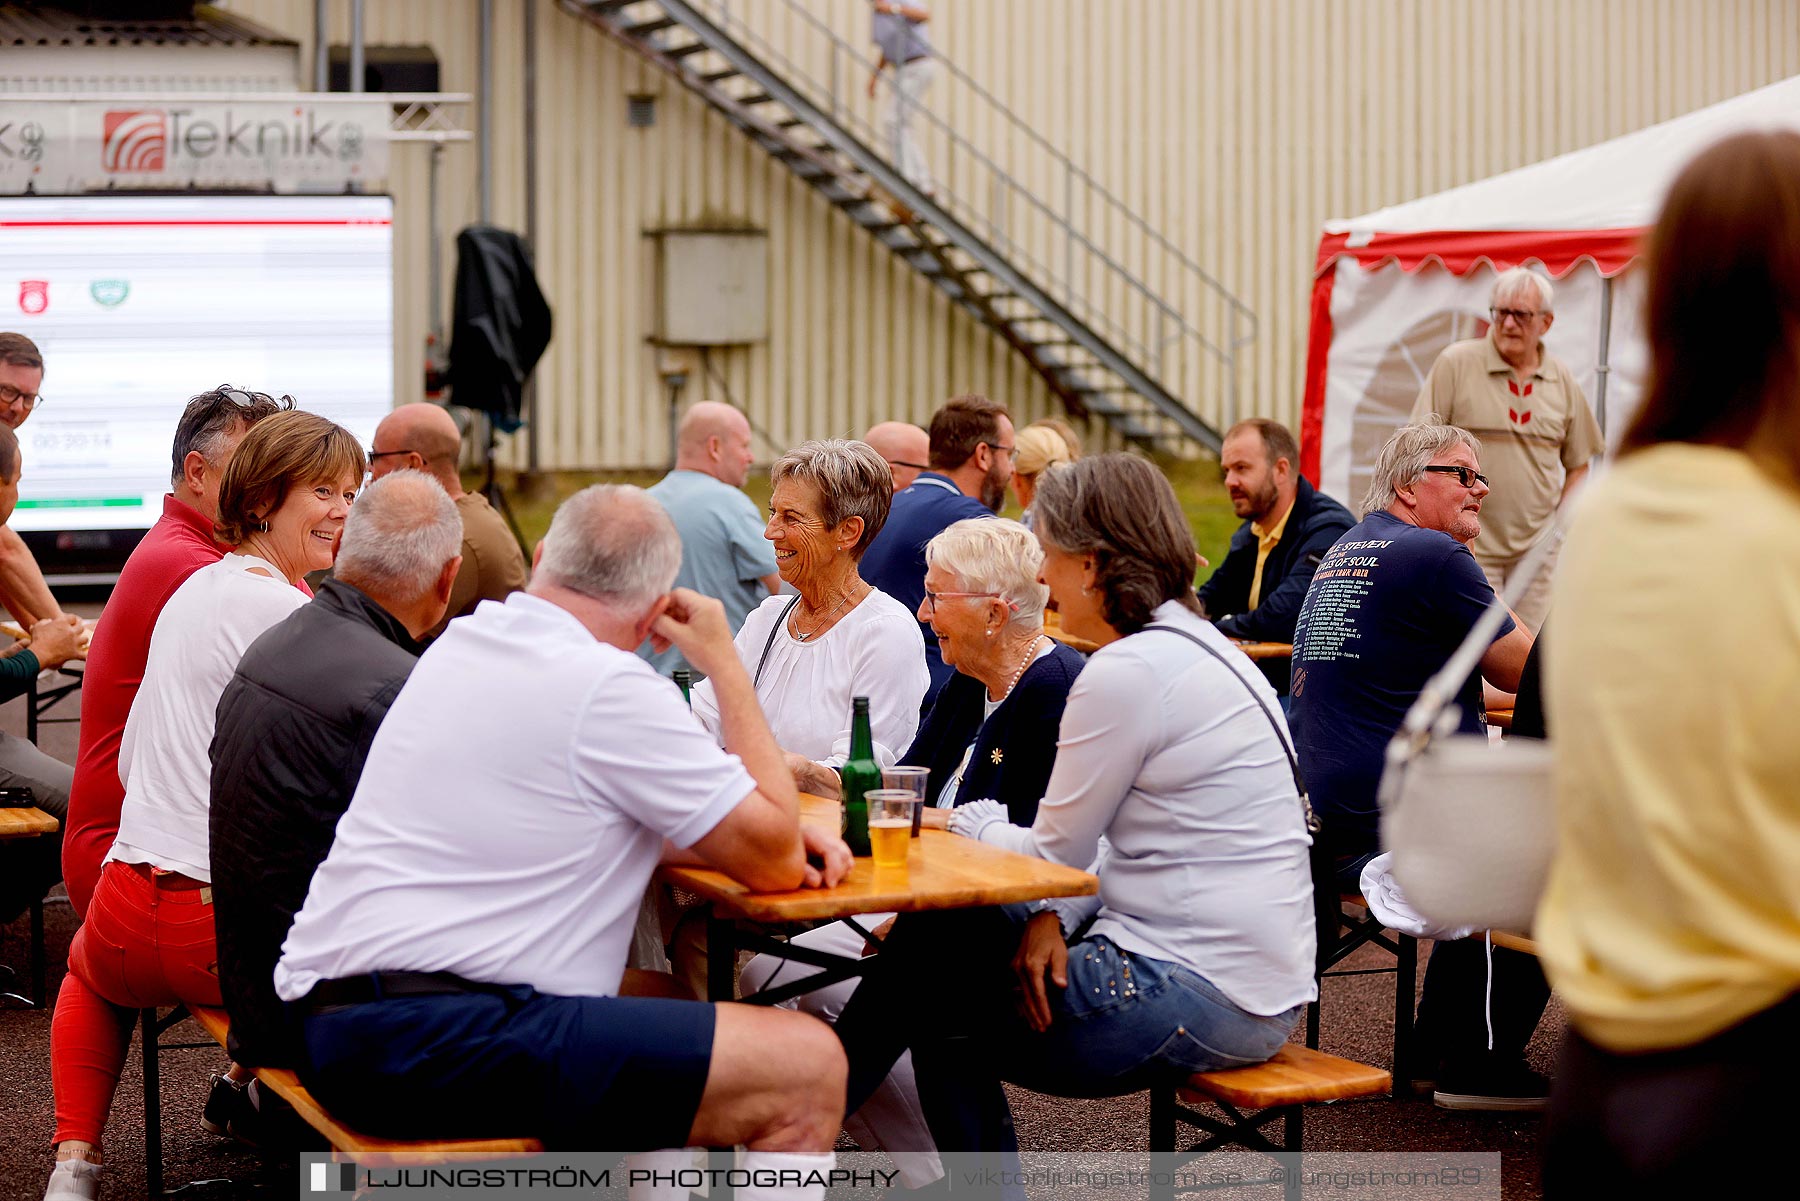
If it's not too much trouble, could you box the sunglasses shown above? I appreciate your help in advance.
[1421,465,1490,489]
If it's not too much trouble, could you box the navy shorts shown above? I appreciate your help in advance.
[298,984,715,1149]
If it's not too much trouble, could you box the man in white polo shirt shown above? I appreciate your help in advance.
[274,484,852,1199]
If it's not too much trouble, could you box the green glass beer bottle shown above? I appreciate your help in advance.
[840,696,878,857]
[672,668,693,706]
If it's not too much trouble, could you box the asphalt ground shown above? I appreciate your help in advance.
[0,608,1560,1199]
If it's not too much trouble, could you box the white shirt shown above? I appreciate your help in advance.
[692,587,927,768]
[275,592,755,1002]
[108,553,307,881]
[976,602,1318,1017]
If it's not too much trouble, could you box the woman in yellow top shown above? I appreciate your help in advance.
[1539,129,1800,1194]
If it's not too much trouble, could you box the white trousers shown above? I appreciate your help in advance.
[886,58,937,195]
[739,916,943,1189]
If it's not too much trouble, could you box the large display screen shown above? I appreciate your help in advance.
[0,194,393,533]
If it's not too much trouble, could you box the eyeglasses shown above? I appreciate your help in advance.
[981,441,1014,457]
[0,383,43,412]
[922,590,1013,615]
[1421,465,1490,489]
[1489,307,1541,326]
[367,448,417,461]
[887,459,928,470]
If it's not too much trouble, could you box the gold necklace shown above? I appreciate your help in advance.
[792,586,860,642]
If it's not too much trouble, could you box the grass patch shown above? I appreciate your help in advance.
[483,455,1240,578]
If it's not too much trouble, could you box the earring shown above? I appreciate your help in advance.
[986,627,996,637]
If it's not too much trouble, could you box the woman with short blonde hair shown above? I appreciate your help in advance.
[691,438,928,787]
[1010,422,1077,528]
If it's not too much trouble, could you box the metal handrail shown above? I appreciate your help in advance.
[699,0,1255,423]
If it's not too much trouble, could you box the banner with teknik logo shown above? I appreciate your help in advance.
[0,99,390,194]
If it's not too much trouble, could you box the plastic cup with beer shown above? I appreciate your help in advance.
[881,765,931,837]
[865,790,919,870]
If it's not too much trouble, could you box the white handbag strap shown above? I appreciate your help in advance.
[1143,624,1319,833]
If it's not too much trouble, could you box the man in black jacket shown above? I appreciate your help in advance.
[1196,418,1355,694]
[209,470,463,1070]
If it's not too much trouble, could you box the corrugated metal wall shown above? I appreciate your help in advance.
[226,0,1800,469]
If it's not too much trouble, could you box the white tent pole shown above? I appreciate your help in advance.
[1594,275,1614,449]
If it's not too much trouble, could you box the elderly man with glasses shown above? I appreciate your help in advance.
[1409,267,1602,631]
[1290,421,1547,1114]
[367,403,527,640]
[0,332,68,631]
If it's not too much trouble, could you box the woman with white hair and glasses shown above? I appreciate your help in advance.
[738,517,1084,1189]
[691,438,928,784]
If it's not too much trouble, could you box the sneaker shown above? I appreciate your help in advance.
[200,1072,263,1144]
[1432,1063,1549,1112]
[43,1158,102,1201]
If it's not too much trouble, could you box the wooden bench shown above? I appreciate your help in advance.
[1489,930,1539,956]
[140,1003,545,1193]
[0,805,60,1007]
[1151,1044,1392,1200]
[187,1006,544,1161]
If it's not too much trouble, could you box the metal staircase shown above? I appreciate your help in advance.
[564,0,1254,453]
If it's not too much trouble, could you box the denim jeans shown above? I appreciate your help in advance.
[837,906,1303,1164]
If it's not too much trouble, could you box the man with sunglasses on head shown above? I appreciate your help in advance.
[1410,267,1602,631]
[1290,421,1546,1114]
[62,386,290,920]
[0,333,69,630]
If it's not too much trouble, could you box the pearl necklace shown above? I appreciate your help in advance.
[992,634,1045,703]
[792,587,860,642]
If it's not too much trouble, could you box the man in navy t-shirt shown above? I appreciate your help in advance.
[860,395,1010,705]
[1291,422,1542,1113]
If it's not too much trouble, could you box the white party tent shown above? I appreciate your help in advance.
[1299,74,1800,503]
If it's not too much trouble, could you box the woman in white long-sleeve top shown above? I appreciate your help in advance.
[831,453,1318,1159]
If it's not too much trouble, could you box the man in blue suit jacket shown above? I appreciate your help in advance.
[860,395,1012,705]
[1197,418,1354,694]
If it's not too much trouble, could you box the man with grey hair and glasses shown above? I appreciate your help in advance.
[1410,267,1602,630]
[0,331,67,631]
[272,484,853,1199]
[1291,421,1546,1113]
[209,469,464,1079]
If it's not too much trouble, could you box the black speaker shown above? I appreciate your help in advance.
[327,45,440,94]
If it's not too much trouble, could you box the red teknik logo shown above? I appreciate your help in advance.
[102,110,167,173]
